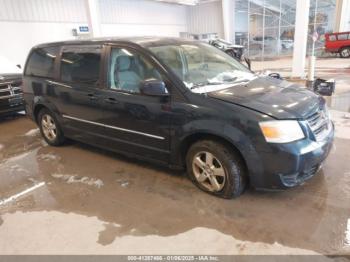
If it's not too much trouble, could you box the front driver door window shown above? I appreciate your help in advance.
[100,46,171,163]
[108,48,164,93]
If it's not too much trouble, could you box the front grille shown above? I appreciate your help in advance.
[0,84,11,99]
[0,82,23,100]
[280,164,320,187]
[306,107,331,141]
[300,164,319,181]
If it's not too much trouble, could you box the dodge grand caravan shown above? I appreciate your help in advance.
[23,37,334,198]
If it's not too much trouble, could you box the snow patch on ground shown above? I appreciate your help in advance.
[330,109,350,140]
[7,164,28,174]
[51,174,104,188]
[0,211,336,255]
[116,179,130,188]
[24,128,40,137]
[38,153,59,161]
[346,219,350,247]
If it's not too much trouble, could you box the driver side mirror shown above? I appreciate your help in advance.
[140,79,169,97]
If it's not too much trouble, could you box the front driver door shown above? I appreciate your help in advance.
[99,46,172,163]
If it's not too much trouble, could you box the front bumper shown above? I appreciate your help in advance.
[0,95,24,115]
[251,122,334,189]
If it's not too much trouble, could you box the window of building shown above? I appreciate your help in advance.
[233,0,336,59]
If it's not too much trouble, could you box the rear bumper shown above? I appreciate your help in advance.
[250,122,334,189]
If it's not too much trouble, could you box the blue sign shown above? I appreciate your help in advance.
[79,26,89,33]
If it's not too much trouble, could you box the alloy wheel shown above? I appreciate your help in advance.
[341,48,350,58]
[192,151,226,192]
[41,114,57,142]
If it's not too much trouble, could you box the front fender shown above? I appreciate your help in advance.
[171,119,263,182]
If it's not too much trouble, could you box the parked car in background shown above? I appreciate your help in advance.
[23,37,334,198]
[325,32,350,58]
[208,38,244,60]
[0,57,24,116]
[281,38,294,50]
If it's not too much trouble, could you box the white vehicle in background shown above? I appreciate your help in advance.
[281,39,294,50]
[208,38,245,60]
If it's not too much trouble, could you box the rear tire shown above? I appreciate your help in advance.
[186,140,247,199]
[339,47,350,58]
[38,108,65,146]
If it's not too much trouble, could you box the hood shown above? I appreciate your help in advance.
[208,76,323,119]
[0,73,22,84]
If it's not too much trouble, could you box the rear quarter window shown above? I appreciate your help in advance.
[25,46,60,78]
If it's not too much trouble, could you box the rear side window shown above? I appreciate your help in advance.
[25,46,60,78]
[60,45,101,85]
[337,34,349,41]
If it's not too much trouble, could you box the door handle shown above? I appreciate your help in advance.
[87,93,98,101]
[104,97,119,104]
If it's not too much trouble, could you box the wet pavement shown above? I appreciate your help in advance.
[0,111,349,255]
[1,57,350,255]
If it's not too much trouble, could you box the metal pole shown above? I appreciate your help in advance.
[247,0,250,57]
[262,0,266,61]
[291,0,311,78]
[308,0,318,83]
[278,0,282,56]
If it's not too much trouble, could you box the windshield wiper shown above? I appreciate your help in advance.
[190,77,238,90]
[190,81,222,89]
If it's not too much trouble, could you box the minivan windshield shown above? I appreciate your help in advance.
[148,43,256,93]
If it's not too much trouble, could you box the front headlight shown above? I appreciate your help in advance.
[259,120,305,143]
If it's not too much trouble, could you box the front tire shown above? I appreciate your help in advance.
[340,47,350,58]
[38,108,65,146]
[186,140,247,199]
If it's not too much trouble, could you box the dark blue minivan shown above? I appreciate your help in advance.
[22,37,334,198]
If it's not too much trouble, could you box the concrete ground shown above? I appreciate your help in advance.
[0,58,350,256]
[252,57,350,95]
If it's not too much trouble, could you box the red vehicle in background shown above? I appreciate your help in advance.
[325,32,350,58]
